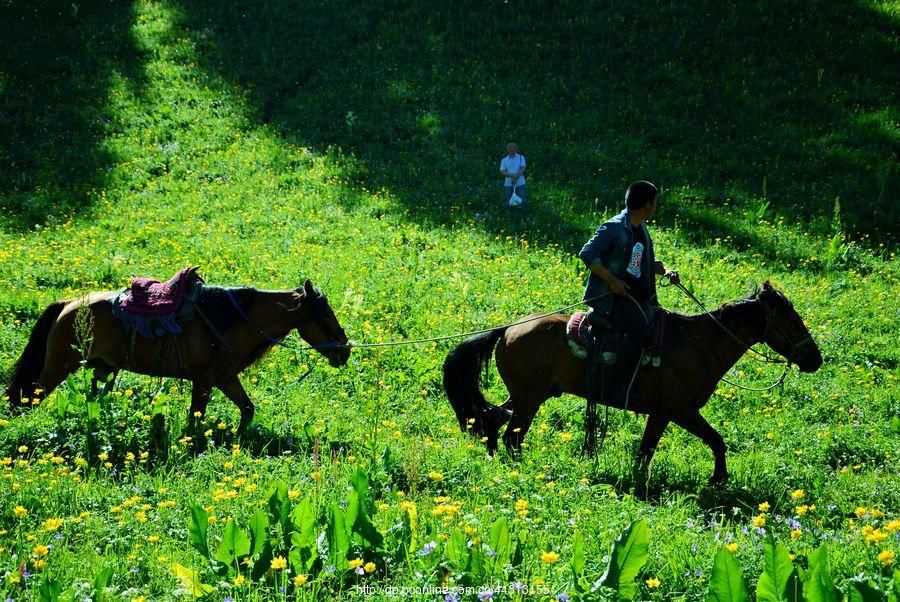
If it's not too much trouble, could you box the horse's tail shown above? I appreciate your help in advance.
[5,301,65,409]
[443,327,510,438]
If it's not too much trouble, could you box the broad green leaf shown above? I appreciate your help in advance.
[465,541,485,582]
[757,536,800,602]
[597,520,650,601]
[187,503,209,559]
[512,529,526,568]
[215,518,251,570]
[488,517,512,574]
[172,563,214,598]
[327,504,351,569]
[572,530,586,578]
[290,497,318,549]
[404,501,418,557]
[351,494,384,548]
[248,508,269,556]
[708,548,750,602]
[803,545,838,602]
[846,576,883,602]
[250,541,275,582]
[345,489,360,533]
[267,482,290,530]
[350,467,370,509]
[446,530,468,567]
[290,498,319,573]
[39,579,62,602]
[92,566,114,593]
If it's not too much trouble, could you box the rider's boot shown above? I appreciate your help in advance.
[607,336,643,403]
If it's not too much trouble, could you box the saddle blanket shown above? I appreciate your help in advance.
[114,267,203,337]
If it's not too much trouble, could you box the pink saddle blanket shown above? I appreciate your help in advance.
[566,311,593,348]
[119,266,203,317]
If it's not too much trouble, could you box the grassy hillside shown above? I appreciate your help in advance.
[0,0,898,599]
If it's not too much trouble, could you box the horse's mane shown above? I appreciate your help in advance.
[668,289,760,322]
[196,286,257,339]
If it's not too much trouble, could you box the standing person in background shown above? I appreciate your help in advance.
[500,142,527,209]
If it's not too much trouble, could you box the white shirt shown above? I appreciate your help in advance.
[500,154,526,187]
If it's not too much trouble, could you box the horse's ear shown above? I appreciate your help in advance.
[762,280,773,292]
[303,279,315,296]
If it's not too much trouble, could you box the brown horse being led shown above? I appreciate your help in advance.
[444,282,822,483]
[5,279,350,431]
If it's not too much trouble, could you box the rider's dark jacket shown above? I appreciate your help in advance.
[578,208,657,314]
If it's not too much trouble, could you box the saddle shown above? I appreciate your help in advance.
[566,309,667,367]
[113,267,204,338]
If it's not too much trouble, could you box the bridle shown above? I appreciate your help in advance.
[759,294,815,367]
[224,288,348,354]
[302,291,348,353]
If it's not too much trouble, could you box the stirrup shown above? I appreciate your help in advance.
[640,353,662,368]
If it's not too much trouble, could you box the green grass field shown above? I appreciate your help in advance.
[1,1,898,599]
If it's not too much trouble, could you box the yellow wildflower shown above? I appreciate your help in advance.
[753,515,766,528]
[13,506,27,518]
[877,549,894,567]
[725,543,739,553]
[294,574,308,586]
[758,502,770,512]
[33,544,49,557]
[364,562,376,573]
[646,577,661,588]
[349,558,364,569]
[540,550,559,564]
[790,489,804,500]
[270,556,287,570]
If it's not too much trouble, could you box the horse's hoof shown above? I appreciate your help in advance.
[709,472,729,485]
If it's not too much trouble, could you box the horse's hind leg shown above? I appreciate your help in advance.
[502,396,544,458]
[673,410,728,484]
[216,376,255,434]
[484,397,514,456]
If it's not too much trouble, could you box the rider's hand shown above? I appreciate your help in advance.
[610,278,630,295]
[665,270,680,285]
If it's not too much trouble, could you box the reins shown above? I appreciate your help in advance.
[233,280,798,393]
[667,281,784,364]
[666,281,792,391]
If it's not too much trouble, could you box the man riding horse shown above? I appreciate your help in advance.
[579,181,680,400]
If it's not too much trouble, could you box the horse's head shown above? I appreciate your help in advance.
[296,279,351,367]
[754,281,822,373]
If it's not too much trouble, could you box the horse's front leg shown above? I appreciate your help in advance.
[187,383,212,453]
[673,410,728,484]
[90,368,118,398]
[216,376,255,435]
[634,413,670,495]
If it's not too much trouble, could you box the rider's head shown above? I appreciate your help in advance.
[626,180,658,220]
[626,181,657,211]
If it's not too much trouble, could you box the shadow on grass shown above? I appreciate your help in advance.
[0,1,147,229]
[174,0,898,252]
